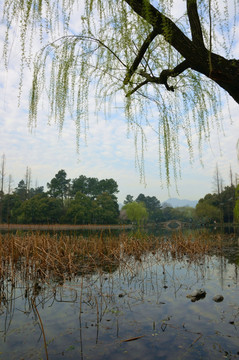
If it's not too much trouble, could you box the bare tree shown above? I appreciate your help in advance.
[0,154,6,195]
[25,166,32,199]
[8,174,13,194]
[212,163,223,195]
[229,165,234,187]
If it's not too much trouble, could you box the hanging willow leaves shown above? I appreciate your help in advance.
[2,0,239,186]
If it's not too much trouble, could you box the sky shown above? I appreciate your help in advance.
[0,1,238,205]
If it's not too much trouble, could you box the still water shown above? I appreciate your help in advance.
[0,233,239,359]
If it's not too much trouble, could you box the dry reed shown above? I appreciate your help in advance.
[0,231,229,286]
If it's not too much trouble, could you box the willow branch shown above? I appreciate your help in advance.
[186,0,205,47]
[124,0,193,59]
[126,80,149,97]
[126,60,189,96]
[123,28,158,85]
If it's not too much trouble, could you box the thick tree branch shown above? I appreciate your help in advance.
[126,60,189,96]
[124,0,194,60]
[186,0,205,47]
[123,28,158,85]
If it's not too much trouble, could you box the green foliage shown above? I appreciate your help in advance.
[136,193,162,222]
[3,0,238,186]
[64,192,94,224]
[0,169,120,224]
[94,193,119,224]
[14,180,28,201]
[17,194,64,224]
[71,176,119,199]
[171,206,196,222]
[234,185,239,223]
[123,201,148,225]
[197,184,236,223]
[124,194,134,204]
[64,191,119,224]
[47,170,71,202]
[2,194,22,223]
[195,202,221,223]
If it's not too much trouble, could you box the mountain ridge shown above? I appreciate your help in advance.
[163,198,198,208]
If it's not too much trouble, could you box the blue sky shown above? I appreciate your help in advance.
[0,1,238,204]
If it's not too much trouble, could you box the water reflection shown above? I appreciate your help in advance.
[0,235,239,359]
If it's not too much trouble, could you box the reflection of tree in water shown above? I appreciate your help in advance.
[0,231,239,359]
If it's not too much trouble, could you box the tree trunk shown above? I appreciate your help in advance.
[190,51,239,104]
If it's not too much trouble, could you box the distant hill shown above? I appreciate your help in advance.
[163,198,198,208]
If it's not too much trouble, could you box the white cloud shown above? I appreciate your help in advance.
[0,0,238,204]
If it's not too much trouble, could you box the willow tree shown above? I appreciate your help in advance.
[2,0,239,185]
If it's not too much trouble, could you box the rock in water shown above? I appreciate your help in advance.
[212,295,224,302]
[186,289,206,302]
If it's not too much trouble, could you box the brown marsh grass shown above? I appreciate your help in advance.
[0,231,236,360]
[0,231,230,285]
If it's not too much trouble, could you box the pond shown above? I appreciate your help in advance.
[0,231,239,359]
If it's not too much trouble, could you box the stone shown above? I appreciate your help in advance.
[213,295,224,302]
[186,289,206,302]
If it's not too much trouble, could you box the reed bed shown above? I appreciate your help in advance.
[0,231,230,285]
[0,231,236,360]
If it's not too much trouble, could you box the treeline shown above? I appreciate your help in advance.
[0,170,119,224]
[124,183,239,225]
[0,166,197,225]
[195,164,238,224]
[0,155,238,225]
[195,184,236,224]
[121,194,196,224]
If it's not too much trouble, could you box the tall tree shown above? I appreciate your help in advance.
[47,170,71,202]
[212,163,223,195]
[98,179,119,197]
[25,166,32,199]
[71,175,89,197]
[124,195,134,205]
[14,180,27,201]
[2,1,239,184]
[95,193,119,224]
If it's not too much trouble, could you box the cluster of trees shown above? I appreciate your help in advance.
[195,184,236,224]
[1,155,238,226]
[195,165,238,224]
[122,179,239,226]
[121,194,196,225]
[0,170,119,224]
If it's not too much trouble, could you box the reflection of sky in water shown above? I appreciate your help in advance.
[0,250,239,360]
